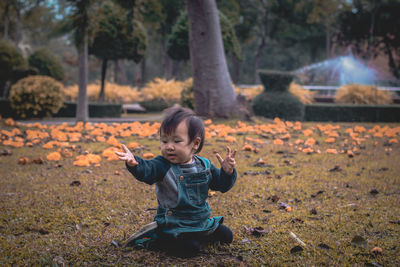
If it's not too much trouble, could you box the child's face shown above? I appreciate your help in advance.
[160,120,200,164]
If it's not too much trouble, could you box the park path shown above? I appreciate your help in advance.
[16,114,163,125]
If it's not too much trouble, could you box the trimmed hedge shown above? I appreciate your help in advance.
[257,70,295,92]
[252,91,305,121]
[305,104,400,122]
[0,99,121,118]
[0,98,14,118]
[55,102,122,118]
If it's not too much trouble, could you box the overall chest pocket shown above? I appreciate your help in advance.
[184,172,209,205]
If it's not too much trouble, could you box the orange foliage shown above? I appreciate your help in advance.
[325,137,336,143]
[302,148,314,154]
[303,129,313,136]
[5,118,15,126]
[3,139,24,147]
[326,148,338,154]
[107,136,120,147]
[242,143,254,151]
[46,152,61,161]
[18,157,30,164]
[128,142,140,149]
[225,136,237,143]
[143,153,155,159]
[96,136,106,142]
[273,139,284,145]
[305,137,316,147]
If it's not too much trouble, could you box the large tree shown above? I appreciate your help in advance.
[338,0,400,79]
[65,0,96,122]
[89,1,147,101]
[186,0,237,117]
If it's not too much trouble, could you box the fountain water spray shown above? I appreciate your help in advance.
[295,55,376,86]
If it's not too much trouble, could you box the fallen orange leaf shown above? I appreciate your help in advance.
[46,152,62,161]
[143,153,155,159]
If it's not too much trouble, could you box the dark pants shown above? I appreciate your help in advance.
[152,224,233,258]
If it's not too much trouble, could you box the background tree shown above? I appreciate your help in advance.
[297,0,349,59]
[186,0,237,117]
[89,1,147,101]
[28,47,65,81]
[338,0,400,79]
[167,11,241,62]
[62,0,98,122]
[0,40,27,96]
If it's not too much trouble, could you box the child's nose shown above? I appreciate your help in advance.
[166,143,174,151]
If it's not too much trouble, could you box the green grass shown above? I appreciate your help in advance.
[0,119,399,266]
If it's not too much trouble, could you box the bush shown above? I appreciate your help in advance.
[0,41,28,95]
[257,70,295,92]
[289,82,315,104]
[9,75,65,118]
[139,98,170,112]
[64,82,141,103]
[234,85,264,101]
[54,101,122,118]
[28,48,65,81]
[335,84,393,104]
[252,91,305,121]
[305,103,400,122]
[141,78,185,105]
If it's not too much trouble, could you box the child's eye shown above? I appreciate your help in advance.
[161,140,167,144]
[174,140,182,143]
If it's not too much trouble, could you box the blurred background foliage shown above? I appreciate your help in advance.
[0,0,399,98]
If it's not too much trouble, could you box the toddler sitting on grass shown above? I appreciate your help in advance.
[116,107,237,257]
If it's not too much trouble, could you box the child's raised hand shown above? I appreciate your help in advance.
[115,144,138,167]
[215,146,237,174]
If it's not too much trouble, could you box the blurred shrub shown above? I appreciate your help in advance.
[9,75,65,118]
[141,78,185,105]
[28,48,65,81]
[289,82,315,104]
[335,84,393,104]
[139,98,170,112]
[0,41,36,96]
[251,91,305,121]
[258,70,294,92]
[252,70,304,120]
[234,85,263,101]
[64,82,141,103]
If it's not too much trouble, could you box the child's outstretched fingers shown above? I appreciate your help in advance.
[115,144,138,167]
[215,146,236,174]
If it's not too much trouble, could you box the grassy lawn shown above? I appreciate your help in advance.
[0,117,399,266]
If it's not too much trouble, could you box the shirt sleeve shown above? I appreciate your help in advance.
[125,155,170,185]
[209,163,237,193]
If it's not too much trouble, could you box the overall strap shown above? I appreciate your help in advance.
[196,155,210,169]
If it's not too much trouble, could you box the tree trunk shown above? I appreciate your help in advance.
[386,43,400,79]
[254,36,266,83]
[231,55,240,84]
[325,22,331,59]
[140,57,146,86]
[366,0,377,61]
[99,58,108,102]
[172,60,181,79]
[76,32,89,122]
[3,2,9,40]
[14,8,21,46]
[186,0,237,117]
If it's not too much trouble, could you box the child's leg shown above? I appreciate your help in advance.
[151,235,201,258]
[210,224,233,244]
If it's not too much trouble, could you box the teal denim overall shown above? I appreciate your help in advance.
[154,156,223,238]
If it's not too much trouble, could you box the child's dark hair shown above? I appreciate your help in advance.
[160,107,205,153]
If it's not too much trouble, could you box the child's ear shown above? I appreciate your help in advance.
[193,137,201,150]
